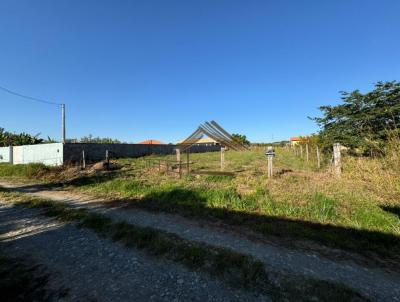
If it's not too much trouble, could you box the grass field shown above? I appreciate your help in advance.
[1,147,399,262]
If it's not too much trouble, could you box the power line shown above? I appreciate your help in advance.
[0,84,61,106]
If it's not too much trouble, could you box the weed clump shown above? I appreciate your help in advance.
[0,163,50,178]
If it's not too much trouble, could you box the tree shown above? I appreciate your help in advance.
[0,127,44,147]
[232,133,250,146]
[312,81,400,153]
[68,135,122,144]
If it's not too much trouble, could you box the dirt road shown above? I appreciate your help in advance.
[1,181,400,301]
[0,202,268,301]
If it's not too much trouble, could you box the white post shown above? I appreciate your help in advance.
[105,150,109,167]
[266,146,274,178]
[176,148,181,163]
[333,143,341,176]
[220,147,225,170]
[267,156,273,178]
[300,145,303,158]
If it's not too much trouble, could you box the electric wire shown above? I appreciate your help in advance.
[0,85,61,105]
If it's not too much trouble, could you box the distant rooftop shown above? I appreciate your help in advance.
[176,137,217,145]
[138,139,165,145]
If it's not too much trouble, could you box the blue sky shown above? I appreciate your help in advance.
[0,0,399,143]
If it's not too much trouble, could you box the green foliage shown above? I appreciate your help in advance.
[0,127,44,146]
[0,163,49,178]
[67,134,122,144]
[251,141,290,147]
[44,136,58,143]
[232,133,250,146]
[312,81,400,153]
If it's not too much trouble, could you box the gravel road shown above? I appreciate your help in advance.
[1,181,400,301]
[0,202,270,302]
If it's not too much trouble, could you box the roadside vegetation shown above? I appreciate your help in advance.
[0,188,367,301]
[1,145,399,265]
[0,162,51,179]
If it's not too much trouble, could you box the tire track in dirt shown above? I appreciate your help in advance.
[0,202,269,302]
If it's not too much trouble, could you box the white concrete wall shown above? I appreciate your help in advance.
[12,146,23,164]
[0,146,11,163]
[11,143,63,166]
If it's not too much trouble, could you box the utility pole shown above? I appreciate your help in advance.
[61,103,66,143]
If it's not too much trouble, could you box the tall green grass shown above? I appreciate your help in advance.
[0,163,49,178]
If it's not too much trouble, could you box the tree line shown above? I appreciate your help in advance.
[312,81,400,155]
[66,134,122,144]
[0,127,46,147]
[0,128,124,146]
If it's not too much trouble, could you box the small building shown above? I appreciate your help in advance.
[138,139,165,145]
[290,137,301,146]
[176,137,218,146]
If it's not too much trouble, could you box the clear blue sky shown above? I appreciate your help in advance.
[1,0,399,143]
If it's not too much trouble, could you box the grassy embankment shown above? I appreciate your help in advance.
[0,147,399,262]
[0,188,367,301]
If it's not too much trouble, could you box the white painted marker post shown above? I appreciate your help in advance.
[265,146,275,178]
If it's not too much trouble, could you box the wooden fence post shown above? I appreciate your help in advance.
[186,150,190,175]
[306,144,309,162]
[179,160,182,178]
[105,150,109,168]
[300,145,303,158]
[333,143,341,176]
[316,146,321,169]
[220,147,225,170]
[82,150,86,170]
[176,149,181,163]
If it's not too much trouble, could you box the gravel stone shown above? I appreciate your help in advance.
[0,202,269,302]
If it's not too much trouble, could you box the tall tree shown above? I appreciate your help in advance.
[232,133,250,146]
[312,81,400,153]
